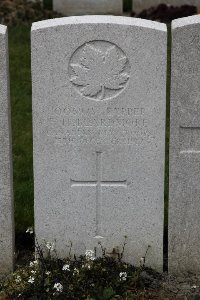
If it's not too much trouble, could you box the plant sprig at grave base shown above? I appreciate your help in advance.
[0,231,150,299]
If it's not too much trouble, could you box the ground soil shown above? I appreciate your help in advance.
[137,269,200,299]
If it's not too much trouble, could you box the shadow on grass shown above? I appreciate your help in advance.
[9,26,34,234]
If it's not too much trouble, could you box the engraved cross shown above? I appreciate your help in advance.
[71,152,127,237]
[180,125,200,153]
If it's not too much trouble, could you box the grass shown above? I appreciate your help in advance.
[43,0,52,10]
[124,0,132,12]
[9,26,33,234]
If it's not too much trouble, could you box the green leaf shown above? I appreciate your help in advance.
[101,287,116,300]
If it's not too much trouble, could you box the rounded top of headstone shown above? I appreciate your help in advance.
[172,15,200,30]
[32,16,166,32]
[0,25,7,35]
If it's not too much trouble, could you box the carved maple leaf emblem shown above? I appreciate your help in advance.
[70,43,129,100]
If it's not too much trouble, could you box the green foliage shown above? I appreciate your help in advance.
[44,0,52,10]
[123,0,132,12]
[9,26,34,234]
[0,239,143,299]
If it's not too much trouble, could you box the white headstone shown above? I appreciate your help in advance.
[169,15,200,274]
[32,16,167,271]
[0,25,14,276]
[53,0,123,16]
[132,0,200,13]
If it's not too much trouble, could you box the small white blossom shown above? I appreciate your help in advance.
[85,249,95,260]
[31,270,36,274]
[82,264,91,269]
[29,260,38,267]
[15,275,21,283]
[26,227,34,234]
[191,285,198,289]
[140,257,145,267]
[62,264,70,271]
[73,268,79,275]
[45,271,51,276]
[119,272,127,281]
[53,282,63,293]
[46,242,55,252]
[28,276,35,284]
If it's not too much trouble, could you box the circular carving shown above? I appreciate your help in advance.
[69,41,130,101]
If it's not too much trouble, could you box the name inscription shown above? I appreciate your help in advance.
[48,105,150,145]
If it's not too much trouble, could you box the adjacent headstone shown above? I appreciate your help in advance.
[169,15,200,274]
[132,0,200,13]
[0,25,14,276]
[32,16,167,271]
[53,0,123,16]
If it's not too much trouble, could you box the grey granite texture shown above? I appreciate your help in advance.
[53,0,123,16]
[0,25,14,276]
[132,0,200,13]
[169,15,200,274]
[32,16,166,271]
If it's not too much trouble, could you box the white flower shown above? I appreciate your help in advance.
[119,272,127,281]
[191,285,198,289]
[62,264,70,271]
[26,227,34,234]
[15,275,21,283]
[73,268,79,275]
[31,270,36,274]
[90,257,96,261]
[46,242,55,252]
[28,276,35,284]
[82,264,91,269]
[45,271,51,276]
[140,257,145,267]
[29,260,38,267]
[53,282,63,293]
[85,249,95,260]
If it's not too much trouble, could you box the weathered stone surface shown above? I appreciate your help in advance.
[0,25,14,276]
[132,0,200,13]
[53,0,122,16]
[169,15,200,274]
[32,16,166,271]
